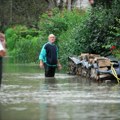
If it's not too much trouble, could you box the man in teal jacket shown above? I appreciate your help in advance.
[39,34,62,77]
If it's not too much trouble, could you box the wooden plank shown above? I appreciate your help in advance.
[80,53,89,60]
[97,59,111,67]
[87,54,100,64]
[99,74,111,79]
[99,67,108,71]
[89,54,100,58]
[92,57,111,67]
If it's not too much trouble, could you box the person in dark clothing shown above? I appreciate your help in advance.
[39,34,62,77]
[0,32,6,87]
[0,57,2,86]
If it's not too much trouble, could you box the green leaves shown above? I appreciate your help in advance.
[73,1,120,56]
[5,0,120,64]
[5,25,42,63]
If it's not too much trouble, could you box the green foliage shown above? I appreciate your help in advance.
[71,0,120,57]
[105,18,120,49]
[38,8,89,65]
[39,9,86,38]
[59,10,89,64]
[39,9,67,38]
[93,0,113,8]
[5,0,120,66]
[0,0,48,30]
[5,25,44,63]
[105,18,120,58]
[5,26,27,51]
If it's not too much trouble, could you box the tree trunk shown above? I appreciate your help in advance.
[67,0,71,11]
[47,0,57,9]
[10,0,13,24]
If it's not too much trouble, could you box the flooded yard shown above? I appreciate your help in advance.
[0,64,120,120]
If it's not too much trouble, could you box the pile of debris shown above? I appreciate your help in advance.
[68,53,120,83]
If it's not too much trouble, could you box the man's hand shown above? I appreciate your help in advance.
[57,63,62,70]
[40,61,44,68]
[0,50,6,57]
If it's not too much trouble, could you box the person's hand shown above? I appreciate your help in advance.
[57,63,62,70]
[0,50,6,57]
[40,61,44,69]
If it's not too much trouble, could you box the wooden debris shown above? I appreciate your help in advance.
[69,53,120,82]
[94,57,111,68]
[68,53,118,83]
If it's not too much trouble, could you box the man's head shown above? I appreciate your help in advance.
[48,34,56,43]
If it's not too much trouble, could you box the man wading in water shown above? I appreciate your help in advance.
[39,34,62,77]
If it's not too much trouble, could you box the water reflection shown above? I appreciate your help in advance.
[39,103,57,120]
[0,103,2,120]
[39,78,57,120]
[45,78,57,89]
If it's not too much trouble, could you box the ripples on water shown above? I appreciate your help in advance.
[1,78,120,105]
[0,66,120,120]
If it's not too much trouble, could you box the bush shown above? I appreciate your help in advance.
[71,0,120,57]
[5,25,43,63]
[5,0,120,65]
[105,18,120,59]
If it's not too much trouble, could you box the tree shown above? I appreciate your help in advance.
[91,0,113,8]
[0,0,48,30]
[45,0,77,10]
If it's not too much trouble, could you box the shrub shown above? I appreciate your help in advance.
[5,0,120,65]
[72,0,120,57]
[5,25,43,63]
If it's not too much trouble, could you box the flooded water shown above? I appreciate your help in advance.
[0,63,120,120]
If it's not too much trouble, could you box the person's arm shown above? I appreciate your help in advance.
[57,60,62,70]
[40,60,44,68]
